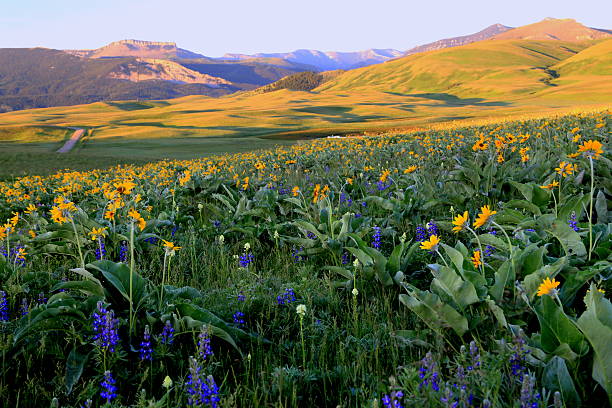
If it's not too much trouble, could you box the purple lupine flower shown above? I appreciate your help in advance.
[197,326,213,361]
[238,251,254,268]
[382,391,404,408]
[519,374,540,408]
[0,291,9,321]
[569,211,579,232]
[212,220,221,229]
[237,292,246,302]
[232,311,245,326]
[95,237,107,260]
[92,301,119,352]
[80,399,92,408]
[119,241,128,262]
[20,298,29,316]
[185,356,220,407]
[160,320,175,345]
[37,292,47,305]
[415,225,428,242]
[276,288,296,305]
[419,352,440,392]
[371,226,382,249]
[426,221,439,237]
[510,331,529,380]
[468,340,481,371]
[341,251,350,265]
[306,231,317,240]
[139,325,153,361]
[100,371,117,403]
[291,246,305,263]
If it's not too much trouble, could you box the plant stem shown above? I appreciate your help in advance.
[299,316,306,368]
[588,157,594,261]
[160,253,167,311]
[129,222,135,336]
[70,217,85,269]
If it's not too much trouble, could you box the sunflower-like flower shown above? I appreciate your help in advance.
[162,240,181,256]
[420,235,440,251]
[452,211,469,233]
[540,181,560,190]
[128,209,146,231]
[537,277,560,296]
[555,161,577,177]
[577,140,603,160]
[89,227,107,241]
[473,205,497,229]
[114,180,136,195]
[50,206,67,224]
[471,250,482,269]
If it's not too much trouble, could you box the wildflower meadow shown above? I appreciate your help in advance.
[0,110,610,407]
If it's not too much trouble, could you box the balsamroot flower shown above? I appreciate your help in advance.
[419,235,440,251]
[471,250,482,269]
[577,139,603,159]
[473,205,497,229]
[536,277,560,296]
[452,211,469,233]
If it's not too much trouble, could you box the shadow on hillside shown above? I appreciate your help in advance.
[293,106,386,123]
[385,92,510,107]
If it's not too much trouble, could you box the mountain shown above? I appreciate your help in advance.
[315,39,589,97]
[0,48,237,112]
[404,24,512,56]
[222,48,404,71]
[65,39,206,59]
[491,18,611,42]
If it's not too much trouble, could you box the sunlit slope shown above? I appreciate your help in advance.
[315,40,588,96]
[0,39,610,159]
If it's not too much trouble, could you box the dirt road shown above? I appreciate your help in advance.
[56,128,85,153]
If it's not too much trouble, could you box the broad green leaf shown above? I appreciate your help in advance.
[543,356,581,407]
[505,199,541,216]
[400,287,468,336]
[486,298,508,328]
[490,260,514,302]
[65,348,89,395]
[576,287,612,398]
[523,257,566,300]
[430,265,479,309]
[535,295,589,356]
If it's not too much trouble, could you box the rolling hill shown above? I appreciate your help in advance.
[491,18,611,42]
[0,19,610,169]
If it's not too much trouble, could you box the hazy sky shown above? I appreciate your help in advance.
[2,0,611,56]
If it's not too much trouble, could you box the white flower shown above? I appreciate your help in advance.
[217,235,225,244]
[162,375,173,388]
[244,242,251,251]
[353,258,360,268]
[296,304,307,317]
[400,232,406,243]
[274,230,280,239]
[352,288,359,297]
[197,203,204,210]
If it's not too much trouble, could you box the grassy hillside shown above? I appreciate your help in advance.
[0,38,610,176]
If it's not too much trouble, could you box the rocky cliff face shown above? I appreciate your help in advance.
[108,58,231,86]
[404,24,512,56]
[65,39,206,59]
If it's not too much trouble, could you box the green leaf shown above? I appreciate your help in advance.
[490,260,514,302]
[474,234,509,252]
[65,348,89,395]
[294,220,327,241]
[430,265,479,309]
[441,244,465,273]
[505,199,541,216]
[523,257,566,300]
[538,217,587,257]
[400,287,468,336]
[595,190,609,224]
[510,180,533,201]
[543,356,581,407]
[87,260,147,309]
[485,298,508,328]
[535,295,589,356]
[576,287,612,398]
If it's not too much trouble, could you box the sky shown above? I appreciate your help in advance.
[2,0,611,57]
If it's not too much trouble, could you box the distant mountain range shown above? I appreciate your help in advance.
[222,49,405,71]
[0,18,609,113]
